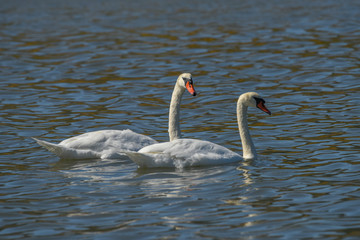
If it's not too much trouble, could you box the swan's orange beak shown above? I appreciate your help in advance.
[257,101,271,115]
[186,81,197,96]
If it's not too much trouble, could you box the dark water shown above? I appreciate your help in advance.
[1,0,360,239]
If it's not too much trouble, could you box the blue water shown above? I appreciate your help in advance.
[1,0,359,239]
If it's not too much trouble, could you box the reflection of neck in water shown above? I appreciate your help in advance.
[223,162,254,207]
[237,161,254,186]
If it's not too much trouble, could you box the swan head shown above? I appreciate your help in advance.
[239,92,271,115]
[177,73,197,96]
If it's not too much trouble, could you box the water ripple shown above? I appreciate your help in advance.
[1,0,360,239]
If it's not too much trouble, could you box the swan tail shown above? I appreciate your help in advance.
[32,137,101,160]
[32,138,64,156]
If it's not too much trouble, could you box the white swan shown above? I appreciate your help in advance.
[126,92,271,168]
[33,73,197,160]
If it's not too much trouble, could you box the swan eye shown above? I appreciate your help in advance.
[182,77,193,85]
[254,97,265,104]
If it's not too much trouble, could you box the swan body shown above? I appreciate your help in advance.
[126,139,242,168]
[32,129,157,159]
[126,92,271,168]
[33,73,196,160]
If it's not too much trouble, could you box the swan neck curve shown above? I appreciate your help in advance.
[237,98,258,160]
[168,82,185,141]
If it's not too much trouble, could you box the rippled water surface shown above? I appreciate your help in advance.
[1,0,360,239]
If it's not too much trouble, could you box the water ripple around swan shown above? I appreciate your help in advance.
[1,0,359,239]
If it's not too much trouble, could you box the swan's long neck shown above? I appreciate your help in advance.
[168,82,184,141]
[237,99,258,160]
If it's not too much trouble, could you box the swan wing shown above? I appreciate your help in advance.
[125,151,177,168]
[60,129,157,151]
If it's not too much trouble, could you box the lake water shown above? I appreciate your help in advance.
[1,0,359,239]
